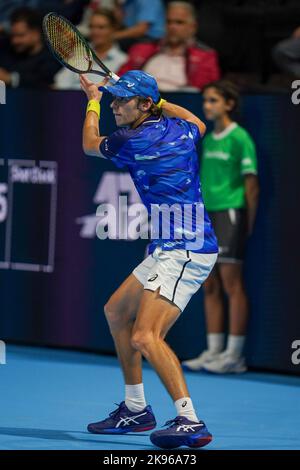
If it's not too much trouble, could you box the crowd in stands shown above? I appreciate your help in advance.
[0,0,299,91]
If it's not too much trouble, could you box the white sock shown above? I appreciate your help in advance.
[225,335,245,358]
[125,383,147,412]
[207,333,225,353]
[175,397,199,423]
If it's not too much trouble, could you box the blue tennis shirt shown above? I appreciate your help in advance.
[100,115,218,254]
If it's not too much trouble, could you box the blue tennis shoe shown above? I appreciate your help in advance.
[87,401,156,434]
[150,416,212,449]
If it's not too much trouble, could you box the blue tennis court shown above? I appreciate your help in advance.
[1,345,299,450]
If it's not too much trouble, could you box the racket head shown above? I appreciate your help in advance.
[43,12,93,74]
[88,46,120,82]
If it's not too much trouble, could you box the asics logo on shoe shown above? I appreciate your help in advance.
[182,401,187,408]
[116,412,147,428]
[148,274,158,282]
[177,424,204,433]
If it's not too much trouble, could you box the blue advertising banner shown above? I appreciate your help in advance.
[0,89,299,374]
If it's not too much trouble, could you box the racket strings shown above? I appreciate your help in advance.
[45,15,92,73]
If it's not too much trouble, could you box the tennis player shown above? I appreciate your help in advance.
[183,80,259,374]
[80,70,218,449]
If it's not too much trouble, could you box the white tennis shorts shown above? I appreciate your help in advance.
[132,246,218,312]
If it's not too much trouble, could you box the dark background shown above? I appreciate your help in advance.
[0,89,300,374]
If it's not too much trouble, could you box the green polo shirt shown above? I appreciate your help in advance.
[201,123,257,211]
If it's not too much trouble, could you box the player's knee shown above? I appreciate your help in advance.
[204,277,220,296]
[131,331,155,355]
[222,277,244,297]
[104,301,122,328]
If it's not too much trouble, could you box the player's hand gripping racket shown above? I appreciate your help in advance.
[43,12,120,83]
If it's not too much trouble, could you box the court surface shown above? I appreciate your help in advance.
[0,345,300,450]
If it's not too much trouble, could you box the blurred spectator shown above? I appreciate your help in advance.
[54,8,127,89]
[0,1,88,33]
[114,0,165,50]
[221,0,300,87]
[38,1,89,25]
[118,1,220,91]
[272,26,300,77]
[0,7,61,88]
[77,1,117,36]
[0,1,36,33]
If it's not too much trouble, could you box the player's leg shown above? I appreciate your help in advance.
[219,263,248,336]
[132,290,214,449]
[103,252,158,390]
[88,257,158,434]
[204,268,225,334]
[131,289,188,401]
[183,210,228,371]
[203,208,248,374]
[182,267,225,371]
[131,248,217,448]
[203,262,248,374]
[104,273,144,385]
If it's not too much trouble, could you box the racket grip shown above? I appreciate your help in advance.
[110,72,120,84]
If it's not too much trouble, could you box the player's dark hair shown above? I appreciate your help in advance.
[10,7,42,32]
[92,8,119,29]
[137,97,163,117]
[150,103,163,117]
[202,80,240,115]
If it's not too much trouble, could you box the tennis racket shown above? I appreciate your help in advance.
[43,12,120,83]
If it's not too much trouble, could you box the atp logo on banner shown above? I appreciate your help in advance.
[76,172,142,239]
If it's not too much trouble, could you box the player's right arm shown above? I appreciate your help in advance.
[80,74,107,158]
[160,101,206,137]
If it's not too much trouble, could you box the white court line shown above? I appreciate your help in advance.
[40,160,57,271]
[0,262,10,268]
[42,265,54,273]
[8,159,35,166]
[1,159,57,272]
[4,166,13,263]
[10,263,40,272]
[47,165,57,271]
[39,161,58,168]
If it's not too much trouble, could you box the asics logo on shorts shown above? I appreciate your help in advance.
[116,412,147,428]
[148,274,158,282]
[176,424,204,433]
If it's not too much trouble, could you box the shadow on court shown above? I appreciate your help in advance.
[0,427,154,448]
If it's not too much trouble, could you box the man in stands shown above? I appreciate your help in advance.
[118,1,220,92]
[0,7,61,88]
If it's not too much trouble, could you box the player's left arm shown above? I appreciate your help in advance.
[160,101,206,137]
[240,132,259,235]
[80,74,107,158]
[244,174,259,235]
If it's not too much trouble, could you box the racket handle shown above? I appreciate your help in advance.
[109,72,120,83]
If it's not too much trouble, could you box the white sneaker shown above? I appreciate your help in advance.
[202,351,247,374]
[182,350,221,371]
